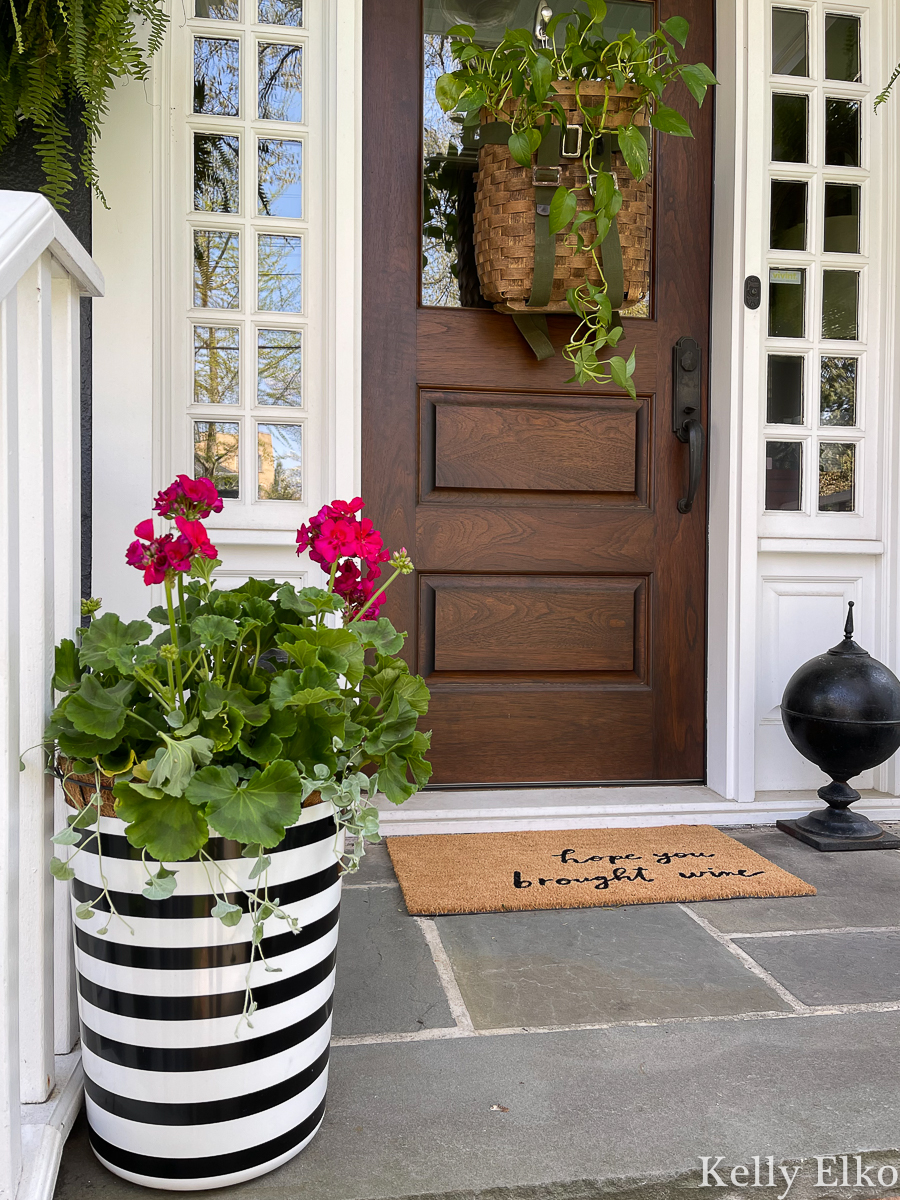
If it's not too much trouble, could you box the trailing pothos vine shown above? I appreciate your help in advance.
[0,0,168,208]
[435,1,716,389]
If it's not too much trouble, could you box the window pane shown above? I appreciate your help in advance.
[194,420,240,498]
[193,133,240,214]
[258,234,302,311]
[819,442,855,511]
[772,93,808,162]
[258,329,302,405]
[258,43,303,122]
[258,138,303,217]
[822,269,858,339]
[258,423,302,500]
[193,230,240,309]
[825,98,860,167]
[767,355,804,425]
[769,268,805,338]
[194,37,239,116]
[823,183,860,253]
[194,326,240,405]
[765,441,802,510]
[772,9,808,76]
[195,0,239,18]
[825,14,860,82]
[770,180,807,250]
[820,356,857,426]
[258,0,302,25]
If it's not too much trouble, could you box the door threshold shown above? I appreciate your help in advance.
[377,785,900,836]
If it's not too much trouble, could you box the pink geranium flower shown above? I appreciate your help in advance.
[154,475,223,520]
[174,516,218,561]
[126,516,217,585]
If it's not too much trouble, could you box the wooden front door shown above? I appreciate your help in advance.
[362,0,713,786]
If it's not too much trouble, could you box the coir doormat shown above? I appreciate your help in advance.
[385,825,816,915]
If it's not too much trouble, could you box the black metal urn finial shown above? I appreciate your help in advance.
[777,602,900,851]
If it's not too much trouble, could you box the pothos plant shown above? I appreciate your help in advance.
[43,477,430,1023]
[434,0,717,389]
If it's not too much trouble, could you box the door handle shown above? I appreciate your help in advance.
[672,336,705,515]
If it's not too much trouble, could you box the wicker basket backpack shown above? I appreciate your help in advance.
[469,81,652,358]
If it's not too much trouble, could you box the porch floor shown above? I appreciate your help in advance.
[54,826,900,1200]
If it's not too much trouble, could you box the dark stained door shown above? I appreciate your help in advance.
[362,0,713,786]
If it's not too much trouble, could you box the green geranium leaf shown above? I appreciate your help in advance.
[65,676,135,739]
[107,643,159,677]
[192,615,240,646]
[186,760,306,848]
[53,639,82,691]
[114,781,210,861]
[617,123,650,180]
[282,708,345,776]
[277,585,343,618]
[508,127,541,167]
[79,613,152,671]
[357,617,405,656]
[234,579,278,600]
[242,597,275,624]
[649,104,693,137]
[548,185,577,236]
[199,706,245,753]
[212,593,243,619]
[661,14,689,45]
[146,732,215,796]
[237,727,283,764]
[364,695,419,756]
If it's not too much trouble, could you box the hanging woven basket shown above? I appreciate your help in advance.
[473,82,652,314]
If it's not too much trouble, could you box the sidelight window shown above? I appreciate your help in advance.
[763,4,869,519]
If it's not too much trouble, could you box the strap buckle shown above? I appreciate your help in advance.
[532,165,561,187]
[560,125,583,159]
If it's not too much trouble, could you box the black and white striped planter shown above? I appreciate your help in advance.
[70,801,342,1191]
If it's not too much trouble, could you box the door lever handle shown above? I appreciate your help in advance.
[672,335,705,515]
[676,417,704,514]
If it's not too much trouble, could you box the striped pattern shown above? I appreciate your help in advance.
[71,802,342,1191]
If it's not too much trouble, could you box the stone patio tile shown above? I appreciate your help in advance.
[333,887,453,1036]
[735,930,900,1005]
[342,840,399,886]
[435,904,791,1029]
[53,1011,900,1199]
[688,828,900,934]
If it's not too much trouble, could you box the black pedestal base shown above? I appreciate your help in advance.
[776,817,900,852]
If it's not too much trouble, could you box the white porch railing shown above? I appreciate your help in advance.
[0,192,104,1200]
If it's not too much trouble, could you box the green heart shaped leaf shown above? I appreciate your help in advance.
[617,123,650,180]
[186,760,306,847]
[79,613,152,671]
[114,781,210,861]
[65,676,135,739]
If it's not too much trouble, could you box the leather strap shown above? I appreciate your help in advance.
[512,313,554,360]
[598,133,625,312]
[527,117,561,310]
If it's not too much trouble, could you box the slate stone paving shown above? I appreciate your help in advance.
[54,828,900,1200]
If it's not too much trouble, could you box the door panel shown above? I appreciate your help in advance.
[362,0,713,786]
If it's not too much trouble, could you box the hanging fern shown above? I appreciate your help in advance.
[0,0,168,209]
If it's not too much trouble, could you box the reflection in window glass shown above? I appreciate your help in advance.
[194,326,240,405]
[767,355,804,425]
[258,234,302,311]
[193,133,240,213]
[822,269,859,339]
[258,138,303,217]
[772,9,808,76]
[193,230,240,309]
[769,268,805,338]
[194,420,240,498]
[258,43,303,122]
[771,93,808,162]
[258,329,302,406]
[195,0,239,18]
[823,183,860,253]
[258,423,302,500]
[258,0,302,25]
[819,442,855,511]
[770,180,807,250]
[194,38,240,115]
[765,441,802,510]
[825,98,860,167]
[820,356,857,426]
[825,14,861,82]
